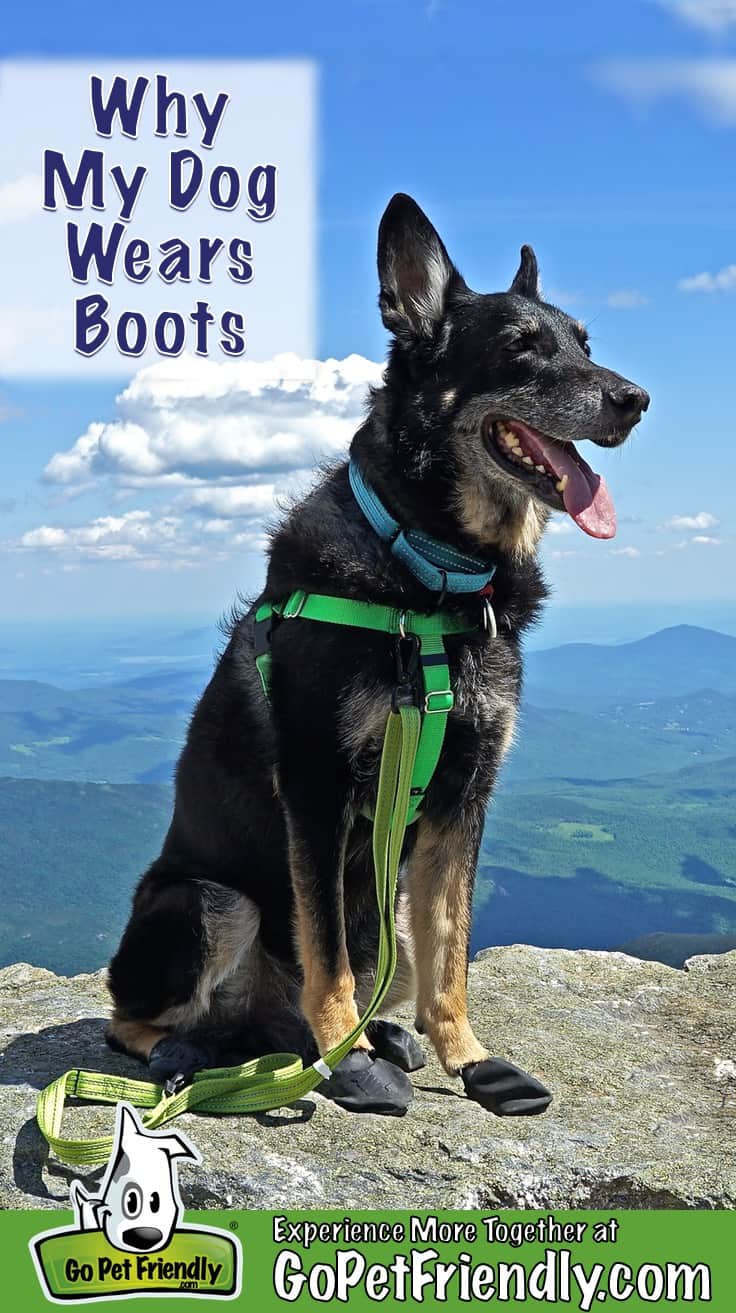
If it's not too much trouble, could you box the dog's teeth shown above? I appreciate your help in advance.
[535,464,546,473]
[522,456,533,466]
[504,434,516,448]
[511,444,522,455]
[497,422,509,437]
[556,475,569,492]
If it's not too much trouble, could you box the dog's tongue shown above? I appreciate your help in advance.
[510,423,616,539]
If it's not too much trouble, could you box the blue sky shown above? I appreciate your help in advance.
[1,0,735,627]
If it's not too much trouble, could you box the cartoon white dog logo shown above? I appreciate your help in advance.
[69,1102,200,1254]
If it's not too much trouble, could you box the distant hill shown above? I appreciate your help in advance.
[2,623,735,976]
[4,627,736,785]
[503,692,736,782]
[524,625,736,705]
[0,680,82,714]
[474,755,736,955]
[0,669,208,783]
[0,778,172,975]
[2,752,733,976]
[641,754,736,792]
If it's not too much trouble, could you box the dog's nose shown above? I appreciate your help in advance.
[607,382,650,420]
[122,1226,164,1250]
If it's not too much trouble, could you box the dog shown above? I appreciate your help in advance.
[107,193,649,1117]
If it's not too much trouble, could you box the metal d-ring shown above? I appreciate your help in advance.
[482,596,498,638]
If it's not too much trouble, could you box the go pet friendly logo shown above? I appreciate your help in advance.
[30,1102,242,1302]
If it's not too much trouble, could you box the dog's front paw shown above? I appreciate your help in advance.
[148,1036,212,1084]
[461,1058,552,1117]
[366,1020,426,1072]
[318,1049,414,1115]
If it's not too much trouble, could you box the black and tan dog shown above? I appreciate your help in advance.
[107,194,649,1116]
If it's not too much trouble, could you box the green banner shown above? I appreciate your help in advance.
[5,1208,733,1310]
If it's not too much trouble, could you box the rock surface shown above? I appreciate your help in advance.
[1,947,734,1211]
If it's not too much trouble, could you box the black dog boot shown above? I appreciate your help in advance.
[318,1050,413,1114]
[461,1058,553,1117]
[148,1036,213,1087]
[366,1020,426,1072]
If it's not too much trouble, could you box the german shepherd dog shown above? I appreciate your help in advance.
[108,195,649,1117]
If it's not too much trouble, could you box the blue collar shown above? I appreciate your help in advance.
[348,460,495,596]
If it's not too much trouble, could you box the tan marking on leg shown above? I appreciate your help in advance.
[298,926,371,1055]
[408,819,488,1075]
[289,841,370,1057]
[107,1015,168,1061]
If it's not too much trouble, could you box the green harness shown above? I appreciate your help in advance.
[36,590,482,1165]
[254,590,476,823]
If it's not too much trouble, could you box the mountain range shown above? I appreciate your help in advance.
[4,625,736,786]
[1,623,734,975]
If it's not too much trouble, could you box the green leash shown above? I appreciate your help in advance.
[36,591,481,1166]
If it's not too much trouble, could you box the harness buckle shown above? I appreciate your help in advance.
[392,633,420,711]
[283,589,308,620]
[424,689,454,714]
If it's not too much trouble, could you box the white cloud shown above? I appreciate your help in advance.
[17,510,189,563]
[607,288,649,309]
[678,264,736,292]
[546,518,575,535]
[595,59,736,124]
[181,485,279,519]
[611,546,641,558]
[691,534,722,545]
[664,511,719,530]
[654,1,736,32]
[43,354,383,495]
[19,353,386,570]
[0,173,40,225]
[14,505,272,567]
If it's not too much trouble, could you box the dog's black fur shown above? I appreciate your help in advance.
[108,195,649,1116]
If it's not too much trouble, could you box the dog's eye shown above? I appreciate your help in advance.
[149,1191,160,1213]
[507,332,540,355]
[122,1184,142,1218]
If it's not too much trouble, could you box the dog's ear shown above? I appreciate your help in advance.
[378,193,460,337]
[155,1132,201,1165]
[509,245,540,300]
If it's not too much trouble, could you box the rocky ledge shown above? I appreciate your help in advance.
[1,947,734,1211]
